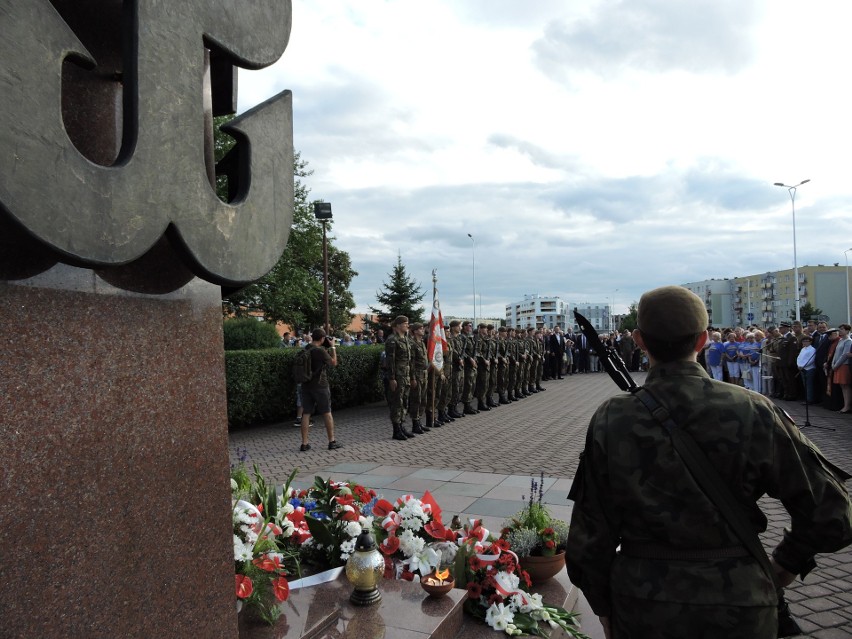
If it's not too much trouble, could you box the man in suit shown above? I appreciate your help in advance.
[549,326,566,379]
[575,330,591,373]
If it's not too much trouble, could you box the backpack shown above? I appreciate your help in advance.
[292,345,314,383]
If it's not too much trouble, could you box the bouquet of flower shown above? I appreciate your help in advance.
[501,473,569,558]
[286,476,379,569]
[454,519,588,638]
[371,492,459,580]
[231,465,302,624]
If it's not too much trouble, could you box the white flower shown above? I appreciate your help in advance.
[515,592,544,614]
[344,520,362,538]
[340,538,356,561]
[531,608,551,622]
[485,603,514,631]
[233,535,253,562]
[493,570,520,595]
[279,518,295,538]
[230,478,238,491]
[406,546,440,576]
[398,529,425,557]
[359,515,374,529]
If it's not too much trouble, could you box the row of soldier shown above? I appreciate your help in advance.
[382,317,555,440]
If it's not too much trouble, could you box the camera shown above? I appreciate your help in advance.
[323,336,335,348]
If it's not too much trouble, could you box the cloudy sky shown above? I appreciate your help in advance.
[237,0,852,320]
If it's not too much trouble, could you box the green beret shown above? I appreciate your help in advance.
[637,286,708,339]
[392,315,409,326]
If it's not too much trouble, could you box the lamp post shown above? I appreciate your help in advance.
[845,248,852,324]
[314,202,333,334]
[610,289,619,332]
[773,179,810,322]
[467,233,476,325]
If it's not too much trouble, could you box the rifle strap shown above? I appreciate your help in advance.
[632,386,779,590]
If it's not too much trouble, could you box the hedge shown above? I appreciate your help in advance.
[225,345,385,428]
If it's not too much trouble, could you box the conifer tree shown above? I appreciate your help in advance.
[368,254,426,333]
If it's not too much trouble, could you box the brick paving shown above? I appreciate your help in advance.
[229,371,852,638]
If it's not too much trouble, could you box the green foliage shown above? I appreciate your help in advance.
[368,253,426,332]
[794,302,824,321]
[222,151,357,335]
[225,346,385,428]
[223,317,281,350]
[618,302,638,332]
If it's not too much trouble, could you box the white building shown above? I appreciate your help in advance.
[570,302,613,332]
[505,295,569,329]
[681,279,734,328]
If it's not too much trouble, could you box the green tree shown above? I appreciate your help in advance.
[618,303,638,332]
[368,254,426,332]
[218,119,357,335]
[792,302,824,322]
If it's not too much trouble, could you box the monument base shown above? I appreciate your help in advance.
[0,265,236,638]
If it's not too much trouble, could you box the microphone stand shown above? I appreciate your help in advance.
[796,346,833,431]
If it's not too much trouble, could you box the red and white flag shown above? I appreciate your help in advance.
[427,270,448,370]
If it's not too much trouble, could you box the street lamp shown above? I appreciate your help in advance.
[467,233,476,325]
[314,201,333,334]
[845,248,852,324]
[773,179,810,322]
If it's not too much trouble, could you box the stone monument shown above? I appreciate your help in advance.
[0,2,293,636]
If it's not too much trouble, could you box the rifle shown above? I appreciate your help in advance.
[572,311,636,392]
[572,310,801,637]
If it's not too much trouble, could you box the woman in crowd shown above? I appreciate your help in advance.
[830,324,852,413]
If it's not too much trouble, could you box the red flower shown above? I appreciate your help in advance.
[235,574,253,599]
[544,539,556,549]
[492,538,510,553]
[372,499,395,518]
[469,556,482,571]
[520,570,532,587]
[466,582,482,599]
[488,593,504,607]
[257,503,264,513]
[252,554,282,572]
[380,535,400,556]
[335,493,355,507]
[424,520,447,540]
[271,576,289,602]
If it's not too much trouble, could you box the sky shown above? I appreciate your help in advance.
[236,0,852,320]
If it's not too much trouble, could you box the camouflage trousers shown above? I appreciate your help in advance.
[463,365,476,404]
[474,364,489,400]
[387,381,410,425]
[610,593,776,639]
[496,362,508,395]
[408,370,427,420]
[486,360,497,398]
[451,366,463,407]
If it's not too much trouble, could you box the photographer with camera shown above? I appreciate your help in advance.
[298,328,342,452]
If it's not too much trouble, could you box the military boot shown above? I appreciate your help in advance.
[477,398,491,411]
[448,405,464,419]
[392,423,407,441]
[463,403,478,415]
[536,384,545,392]
[401,422,416,438]
[425,412,436,429]
[528,384,537,394]
[499,393,510,405]
[440,408,453,423]
[412,419,426,434]
[487,395,499,408]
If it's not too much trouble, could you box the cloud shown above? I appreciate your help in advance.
[532,0,761,82]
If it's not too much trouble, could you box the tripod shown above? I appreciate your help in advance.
[795,348,834,431]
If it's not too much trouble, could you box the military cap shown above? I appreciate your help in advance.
[410,322,423,330]
[486,324,494,330]
[637,285,708,339]
[449,319,461,328]
[477,323,487,329]
[779,321,792,328]
[497,326,507,333]
[392,315,409,326]
[792,320,802,328]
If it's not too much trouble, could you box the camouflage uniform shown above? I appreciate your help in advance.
[496,328,511,403]
[474,327,491,411]
[461,327,478,413]
[448,329,465,417]
[385,329,413,438]
[567,361,852,639]
[408,329,429,432]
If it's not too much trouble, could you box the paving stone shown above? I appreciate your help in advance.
[228,372,852,638]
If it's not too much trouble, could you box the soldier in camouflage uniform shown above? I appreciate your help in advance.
[461,321,479,414]
[474,323,492,412]
[385,315,415,440]
[524,328,538,395]
[446,320,465,419]
[515,328,529,399]
[407,322,429,434]
[496,326,511,404]
[567,286,852,639]
[485,325,499,407]
[533,328,546,392]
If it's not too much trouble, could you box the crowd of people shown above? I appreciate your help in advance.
[698,319,852,412]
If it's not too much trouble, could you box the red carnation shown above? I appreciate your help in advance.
[372,499,395,518]
[466,582,482,600]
